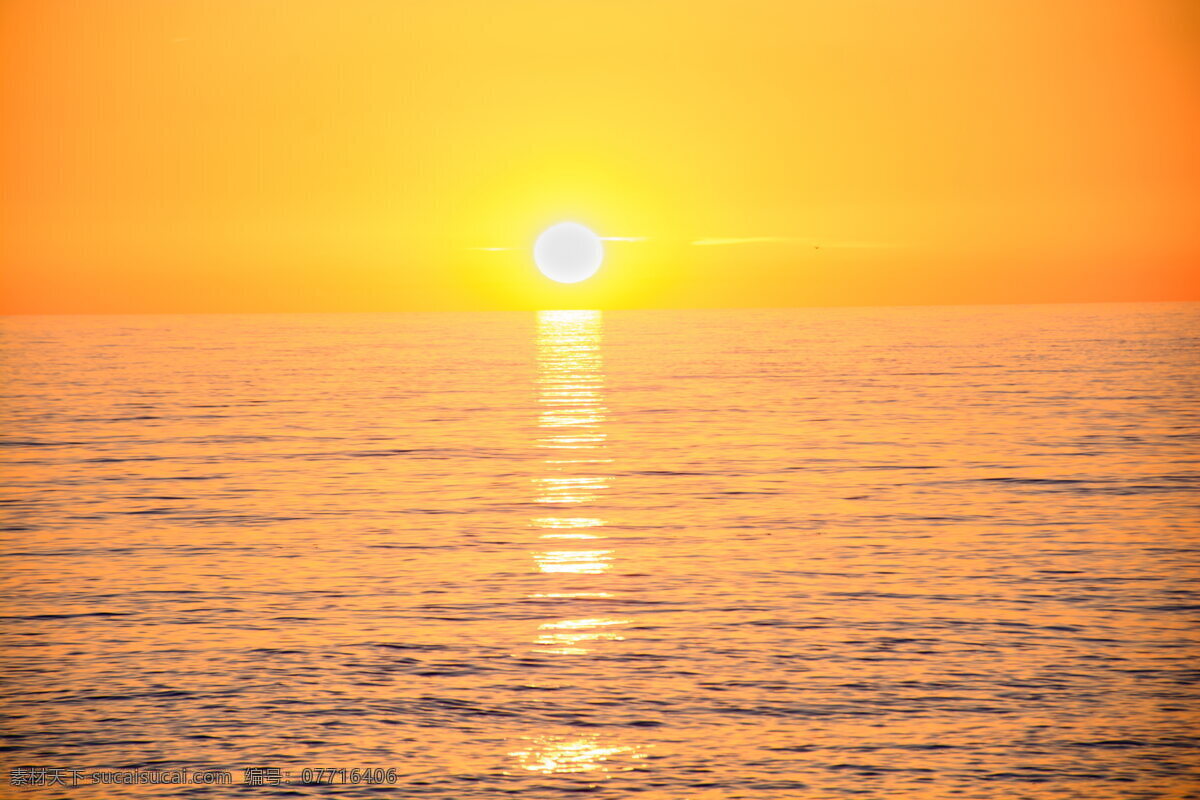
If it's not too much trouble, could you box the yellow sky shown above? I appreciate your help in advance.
[2,0,1198,312]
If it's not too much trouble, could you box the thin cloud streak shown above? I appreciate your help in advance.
[600,236,647,242]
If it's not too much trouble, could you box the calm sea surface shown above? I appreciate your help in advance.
[1,304,1198,798]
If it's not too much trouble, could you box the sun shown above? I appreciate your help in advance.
[534,222,603,284]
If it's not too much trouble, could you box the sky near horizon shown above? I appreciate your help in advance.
[2,0,1199,313]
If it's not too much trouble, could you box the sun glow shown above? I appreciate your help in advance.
[534,223,604,284]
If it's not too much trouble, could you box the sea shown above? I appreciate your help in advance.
[1,303,1197,798]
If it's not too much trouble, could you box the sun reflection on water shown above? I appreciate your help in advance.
[509,734,644,775]
[532,549,613,574]
[533,616,630,655]
[511,310,646,777]
[532,310,612,576]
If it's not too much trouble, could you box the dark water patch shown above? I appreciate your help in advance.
[0,612,134,621]
[368,543,444,550]
[858,464,942,470]
[167,513,308,525]
[970,477,1095,486]
[72,689,201,702]
[373,643,451,652]
[0,440,84,447]
[89,589,207,597]
[141,474,227,481]
[3,545,260,559]
[85,456,168,464]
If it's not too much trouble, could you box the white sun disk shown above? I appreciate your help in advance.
[534,223,603,284]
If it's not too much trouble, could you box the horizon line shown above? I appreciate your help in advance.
[3,298,1195,317]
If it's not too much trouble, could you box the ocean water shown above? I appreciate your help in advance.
[1,303,1198,799]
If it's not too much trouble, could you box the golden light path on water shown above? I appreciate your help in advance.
[508,309,645,776]
[510,734,639,776]
[532,310,615,577]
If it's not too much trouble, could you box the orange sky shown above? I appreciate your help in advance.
[2,0,1198,313]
